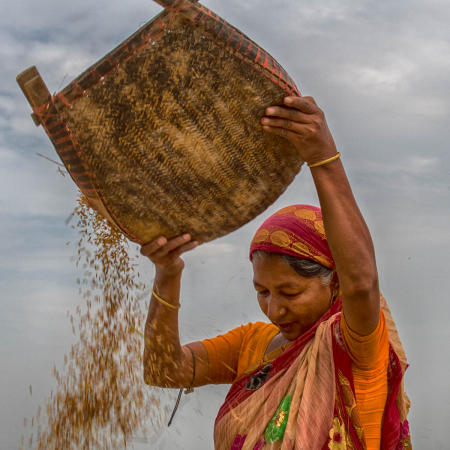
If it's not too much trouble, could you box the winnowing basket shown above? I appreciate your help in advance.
[17,0,303,244]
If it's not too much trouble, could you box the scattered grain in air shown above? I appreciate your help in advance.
[23,194,174,449]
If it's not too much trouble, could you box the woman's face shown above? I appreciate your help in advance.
[252,253,332,341]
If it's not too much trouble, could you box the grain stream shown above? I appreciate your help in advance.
[22,195,171,449]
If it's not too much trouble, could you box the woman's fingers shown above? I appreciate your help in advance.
[156,234,192,255]
[153,239,198,269]
[141,234,194,259]
[262,95,337,166]
[141,236,167,257]
[284,96,319,114]
[170,240,199,258]
[262,98,321,135]
[262,124,299,141]
[140,234,198,278]
[261,116,309,135]
[150,234,198,261]
[264,106,311,124]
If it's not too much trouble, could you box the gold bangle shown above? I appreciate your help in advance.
[152,289,180,310]
[308,152,341,168]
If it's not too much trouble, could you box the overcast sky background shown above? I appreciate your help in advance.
[0,0,449,448]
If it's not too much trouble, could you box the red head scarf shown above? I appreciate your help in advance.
[249,204,335,269]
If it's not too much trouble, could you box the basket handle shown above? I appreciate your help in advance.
[16,66,52,126]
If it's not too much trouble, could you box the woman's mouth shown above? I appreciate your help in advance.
[278,322,297,332]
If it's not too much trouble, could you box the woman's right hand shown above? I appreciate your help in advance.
[142,234,202,389]
[140,233,198,278]
[261,96,338,167]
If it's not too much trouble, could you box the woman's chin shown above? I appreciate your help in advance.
[278,323,301,340]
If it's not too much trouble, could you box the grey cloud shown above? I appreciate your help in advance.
[1,0,449,448]
[0,145,78,217]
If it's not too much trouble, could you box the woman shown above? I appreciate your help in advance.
[141,96,411,449]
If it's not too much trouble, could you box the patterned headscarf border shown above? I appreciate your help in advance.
[249,204,335,269]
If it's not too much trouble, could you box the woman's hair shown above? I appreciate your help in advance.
[252,250,333,286]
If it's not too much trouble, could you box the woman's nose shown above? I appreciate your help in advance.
[267,295,287,321]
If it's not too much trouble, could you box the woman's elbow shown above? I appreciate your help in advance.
[143,368,170,387]
[342,271,379,300]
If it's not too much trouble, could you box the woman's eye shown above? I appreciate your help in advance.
[257,290,269,297]
[282,292,301,298]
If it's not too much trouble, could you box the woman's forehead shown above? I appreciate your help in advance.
[252,255,308,286]
[253,279,302,289]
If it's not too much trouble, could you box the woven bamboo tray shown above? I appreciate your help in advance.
[17,0,303,244]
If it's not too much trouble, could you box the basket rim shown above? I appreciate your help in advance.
[17,0,301,244]
[48,0,299,113]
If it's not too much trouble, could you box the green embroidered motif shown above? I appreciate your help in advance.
[264,395,292,443]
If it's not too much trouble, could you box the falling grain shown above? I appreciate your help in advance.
[24,195,172,449]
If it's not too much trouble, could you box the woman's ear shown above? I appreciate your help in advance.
[330,271,340,302]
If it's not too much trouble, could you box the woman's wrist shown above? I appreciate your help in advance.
[151,288,181,310]
[155,264,184,282]
[153,269,182,308]
[303,142,338,167]
[308,152,341,168]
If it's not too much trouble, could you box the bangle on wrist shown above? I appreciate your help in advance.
[308,152,341,168]
[152,289,180,310]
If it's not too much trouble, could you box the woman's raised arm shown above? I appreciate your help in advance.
[141,234,212,387]
[262,96,380,335]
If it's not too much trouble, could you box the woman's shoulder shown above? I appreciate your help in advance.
[235,322,279,378]
[339,309,389,370]
[242,321,278,332]
[239,322,279,355]
[201,321,277,348]
[239,321,278,341]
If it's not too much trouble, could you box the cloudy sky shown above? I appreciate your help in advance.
[1,0,449,448]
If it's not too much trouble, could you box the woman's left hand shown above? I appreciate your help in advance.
[261,96,337,166]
